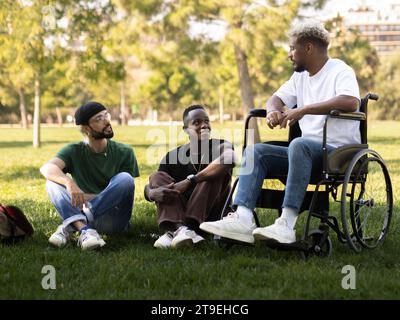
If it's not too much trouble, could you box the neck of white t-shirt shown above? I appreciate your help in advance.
[308,56,330,77]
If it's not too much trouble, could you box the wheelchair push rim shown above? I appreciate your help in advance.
[341,149,393,252]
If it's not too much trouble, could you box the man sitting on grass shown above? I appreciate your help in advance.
[40,102,139,250]
[144,104,236,248]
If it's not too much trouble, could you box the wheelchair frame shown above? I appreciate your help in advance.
[219,93,393,257]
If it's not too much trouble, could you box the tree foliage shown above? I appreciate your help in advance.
[325,14,379,94]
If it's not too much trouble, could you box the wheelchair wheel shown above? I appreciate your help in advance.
[301,230,332,259]
[341,149,393,252]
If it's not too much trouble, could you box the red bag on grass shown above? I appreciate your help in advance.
[0,204,34,243]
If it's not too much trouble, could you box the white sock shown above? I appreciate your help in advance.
[281,207,298,230]
[236,206,254,226]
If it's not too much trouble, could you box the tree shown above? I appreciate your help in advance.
[325,14,379,94]
[122,0,303,143]
[0,1,35,129]
[373,52,400,120]
[137,45,202,120]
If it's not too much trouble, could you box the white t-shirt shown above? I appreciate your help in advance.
[274,58,361,148]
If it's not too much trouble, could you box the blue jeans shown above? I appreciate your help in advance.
[46,172,135,234]
[233,137,335,212]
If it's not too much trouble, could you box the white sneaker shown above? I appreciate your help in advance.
[154,231,174,249]
[49,225,71,248]
[252,217,296,244]
[171,226,205,248]
[200,212,256,244]
[77,229,106,250]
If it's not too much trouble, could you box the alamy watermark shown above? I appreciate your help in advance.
[341,265,356,290]
[145,127,258,175]
[41,265,56,290]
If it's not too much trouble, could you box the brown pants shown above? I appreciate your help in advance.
[149,171,231,229]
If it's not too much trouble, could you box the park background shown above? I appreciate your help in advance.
[0,0,399,299]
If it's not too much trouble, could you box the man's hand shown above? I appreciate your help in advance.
[84,193,96,202]
[173,179,192,194]
[149,183,179,203]
[66,181,85,209]
[280,108,305,128]
[266,111,284,129]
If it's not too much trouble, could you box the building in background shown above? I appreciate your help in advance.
[324,0,400,55]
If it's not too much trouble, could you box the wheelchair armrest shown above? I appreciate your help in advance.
[248,109,267,118]
[329,110,366,121]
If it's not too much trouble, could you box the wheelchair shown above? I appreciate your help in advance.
[218,93,393,258]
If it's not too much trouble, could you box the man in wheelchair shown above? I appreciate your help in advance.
[200,21,361,246]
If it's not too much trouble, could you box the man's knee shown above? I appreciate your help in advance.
[288,137,311,155]
[149,171,174,188]
[113,172,135,191]
[45,180,65,196]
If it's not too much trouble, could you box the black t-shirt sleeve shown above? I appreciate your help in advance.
[158,152,170,175]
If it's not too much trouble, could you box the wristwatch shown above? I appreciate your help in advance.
[186,174,198,186]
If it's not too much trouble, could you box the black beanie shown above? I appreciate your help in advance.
[75,101,106,125]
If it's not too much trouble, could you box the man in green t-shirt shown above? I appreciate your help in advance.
[40,102,139,250]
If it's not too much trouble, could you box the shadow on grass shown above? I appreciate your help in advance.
[1,165,42,181]
[368,136,400,145]
[0,140,72,149]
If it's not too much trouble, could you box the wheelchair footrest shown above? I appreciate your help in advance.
[262,239,308,252]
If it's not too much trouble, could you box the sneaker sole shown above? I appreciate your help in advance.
[171,237,193,249]
[154,240,172,249]
[200,224,254,244]
[48,237,68,248]
[253,230,295,244]
[81,241,106,251]
[153,244,172,249]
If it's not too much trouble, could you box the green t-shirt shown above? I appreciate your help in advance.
[56,140,139,194]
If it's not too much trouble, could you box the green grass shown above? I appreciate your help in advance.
[0,121,399,299]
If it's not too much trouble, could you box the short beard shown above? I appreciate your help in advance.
[294,64,306,72]
[90,126,114,140]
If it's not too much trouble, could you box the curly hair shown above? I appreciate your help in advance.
[183,104,208,127]
[289,21,330,49]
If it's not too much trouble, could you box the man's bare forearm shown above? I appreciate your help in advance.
[195,149,235,183]
[40,163,74,187]
[266,95,285,113]
[302,95,359,115]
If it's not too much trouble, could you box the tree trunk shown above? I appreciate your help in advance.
[120,82,127,125]
[17,88,28,129]
[234,44,260,144]
[33,77,41,148]
[56,107,63,126]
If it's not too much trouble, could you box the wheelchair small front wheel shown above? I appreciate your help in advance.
[341,149,393,252]
[301,230,332,259]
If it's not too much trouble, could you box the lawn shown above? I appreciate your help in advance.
[0,121,399,300]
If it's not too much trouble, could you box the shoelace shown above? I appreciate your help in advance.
[80,229,99,242]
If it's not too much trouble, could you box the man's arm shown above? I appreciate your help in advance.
[173,145,235,193]
[144,183,179,203]
[279,95,359,128]
[266,95,285,129]
[194,147,235,183]
[40,157,91,209]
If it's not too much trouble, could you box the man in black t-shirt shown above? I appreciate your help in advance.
[144,105,235,248]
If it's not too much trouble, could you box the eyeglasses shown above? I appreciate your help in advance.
[91,111,111,124]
